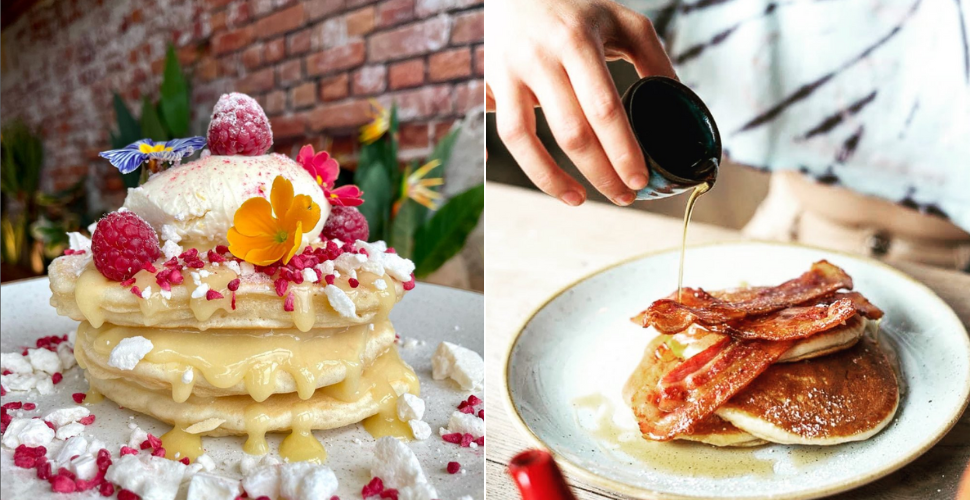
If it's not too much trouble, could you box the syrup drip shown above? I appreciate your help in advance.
[677,182,711,303]
[279,406,328,464]
[160,424,204,462]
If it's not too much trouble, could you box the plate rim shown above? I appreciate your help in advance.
[502,239,970,500]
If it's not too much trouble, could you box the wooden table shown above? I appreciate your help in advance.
[484,183,970,499]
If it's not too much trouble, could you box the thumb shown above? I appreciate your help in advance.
[608,8,678,80]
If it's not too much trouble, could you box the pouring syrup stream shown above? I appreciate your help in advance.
[677,180,711,303]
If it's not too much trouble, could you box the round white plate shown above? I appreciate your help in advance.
[505,241,970,500]
[1,277,484,499]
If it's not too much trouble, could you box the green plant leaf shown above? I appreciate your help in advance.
[411,183,484,278]
[141,98,168,141]
[389,198,423,259]
[159,45,190,137]
[355,163,393,241]
[111,94,142,147]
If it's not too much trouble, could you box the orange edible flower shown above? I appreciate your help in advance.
[227,176,321,266]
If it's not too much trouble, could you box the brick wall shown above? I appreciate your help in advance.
[0,0,484,198]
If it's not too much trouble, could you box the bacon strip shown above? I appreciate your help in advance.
[640,260,853,333]
[633,338,794,440]
[705,297,857,341]
[830,291,884,320]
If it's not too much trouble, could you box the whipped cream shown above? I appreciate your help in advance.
[123,153,330,249]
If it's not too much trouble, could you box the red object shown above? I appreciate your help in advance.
[508,449,577,500]
[206,289,225,301]
[91,212,161,281]
[72,393,86,404]
[51,373,64,385]
[322,206,369,242]
[446,461,461,474]
[361,476,384,497]
[207,93,273,156]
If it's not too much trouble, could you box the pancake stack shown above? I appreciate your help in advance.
[625,260,899,447]
[48,156,419,464]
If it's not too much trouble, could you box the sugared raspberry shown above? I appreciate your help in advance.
[207,93,273,156]
[322,206,369,243]
[92,212,161,282]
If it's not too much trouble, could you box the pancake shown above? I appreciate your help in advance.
[49,254,406,332]
[624,336,764,446]
[72,319,397,402]
[778,315,873,363]
[84,347,418,437]
[716,338,898,445]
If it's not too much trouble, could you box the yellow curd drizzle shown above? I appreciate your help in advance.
[279,405,328,464]
[360,348,421,440]
[160,424,204,462]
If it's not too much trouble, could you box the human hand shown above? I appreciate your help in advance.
[486,0,676,206]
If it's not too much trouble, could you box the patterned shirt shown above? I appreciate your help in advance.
[628,0,970,232]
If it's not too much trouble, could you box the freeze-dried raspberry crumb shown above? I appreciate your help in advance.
[460,433,474,447]
[275,278,289,297]
[79,415,95,425]
[146,433,162,449]
[231,291,237,310]
[120,446,138,456]
[322,206,369,243]
[180,457,190,465]
[478,409,484,419]
[206,289,224,301]
[99,482,115,497]
[97,449,111,470]
[207,249,226,263]
[130,286,142,297]
[36,460,52,480]
[152,447,166,457]
[361,477,384,497]
[3,402,22,410]
[71,393,86,403]
[207,93,273,156]
[447,461,461,474]
[380,489,398,500]
[92,212,161,282]
[50,474,77,493]
[325,274,335,285]
[348,278,359,288]
[44,420,55,430]
[52,373,63,384]
[117,489,140,500]
[120,277,136,287]
[474,435,484,446]
[283,293,295,312]
[403,274,416,291]
[227,278,240,291]
[22,402,36,410]
[467,395,482,406]
[441,433,462,444]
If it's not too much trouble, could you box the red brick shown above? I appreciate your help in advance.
[291,82,318,108]
[329,135,358,159]
[388,58,424,90]
[242,44,264,69]
[207,0,233,10]
[320,73,350,101]
[151,57,166,75]
[380,85,452,120]
[353,65,387,95]
[209,10,227,32]
[306,41,366,76]
[433,119,456,142]
[455,79,483,114]
[348,0,378,7]
[239,67,275,93]
[367,16,449,62]
[198,56,220,81]
[377,0,414,27]
[177,45,199,66]
[288,29,311,55]
[346,7,375,36]
[277,59,303,86]
[265,90,287,115]
[271,114,307,138]
[306,0,345,20]
[399,122,429,149]
[227,2,251,27]
[255,4,305,39]
[308,99,372,130]
[474,44,484,76]
[265,37,286,63]
[212,26,252,55]
[450,10,482,44]
[429,47,470,82]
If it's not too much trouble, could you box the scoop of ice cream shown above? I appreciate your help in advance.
[123,153,330,249]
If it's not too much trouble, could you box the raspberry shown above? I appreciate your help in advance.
[207,93,273,156]
[322,206,369,243]
[447,461,461,474]
[92,212,161,282]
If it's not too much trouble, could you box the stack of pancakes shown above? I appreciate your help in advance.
[625,261,899,447]
[49,241,418,461]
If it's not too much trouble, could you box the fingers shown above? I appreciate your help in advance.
[530,65,636,205]
[610,9,677,79]
[493,81,587,206]
[561,39,649,193]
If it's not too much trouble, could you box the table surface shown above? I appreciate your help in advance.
[484,183,970,500]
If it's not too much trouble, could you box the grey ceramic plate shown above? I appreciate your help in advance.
[505,241,970,500]
[1,277,484,499]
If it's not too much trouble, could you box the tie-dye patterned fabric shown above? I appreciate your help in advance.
[626,0,970,232]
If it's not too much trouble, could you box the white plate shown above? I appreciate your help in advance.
[1,277,484,499]
[505,241,970,500]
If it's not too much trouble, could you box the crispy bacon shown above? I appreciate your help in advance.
[640,260,853,333]
[706,297,858,341]
[830,291,884,320]
[633,338,794,440]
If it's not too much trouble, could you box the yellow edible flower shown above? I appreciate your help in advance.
[227,176,321,266]
[359,99,390,145]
